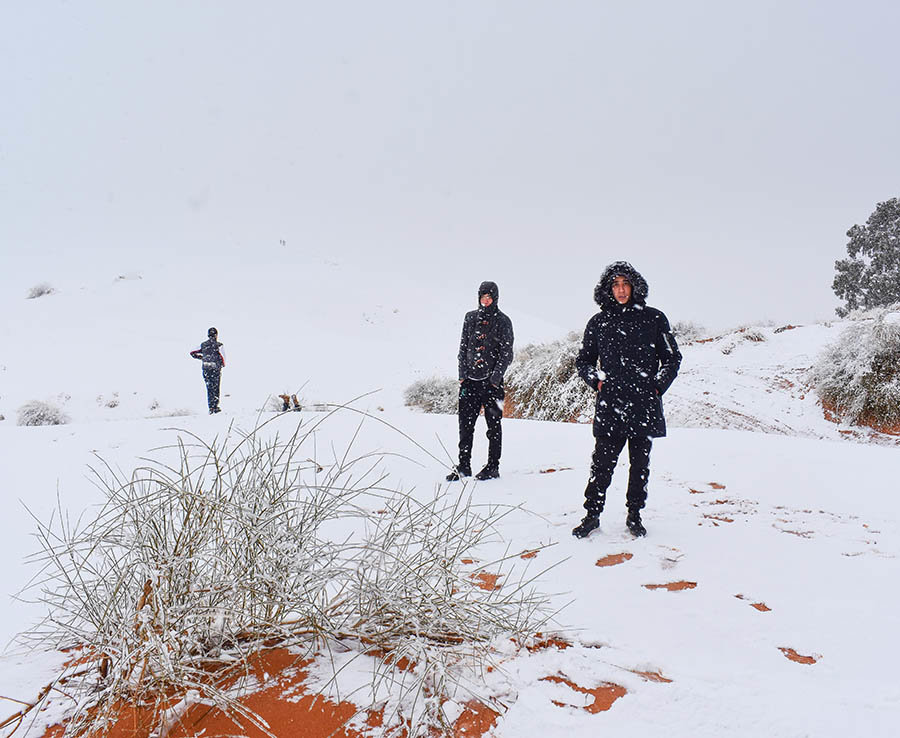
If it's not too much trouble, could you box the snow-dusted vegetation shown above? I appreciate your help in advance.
[671,320,708,344]
[25,283,55,300]
[22,413,553,737]
[504,333,593,423]
[812,306,900,430]
[16,400,70,427]
[403,376,459,415]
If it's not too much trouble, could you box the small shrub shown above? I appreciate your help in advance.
[17,400,70,426]
[671,320,708,343]
[812,306,900,429]
[26,282,55,299]
[22,412,553,737]
[505,332,594,423]
[404,376,460,414]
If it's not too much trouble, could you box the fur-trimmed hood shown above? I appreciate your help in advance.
[594,261,649,307]
[478,280,500,307]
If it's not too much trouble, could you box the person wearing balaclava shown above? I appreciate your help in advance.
[446,281,514,481]
[572,262,681,538]
[190,327,226,414]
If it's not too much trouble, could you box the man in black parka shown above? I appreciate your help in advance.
[447,281,514,482]
[572,262,681,538]
[190,327,226,414]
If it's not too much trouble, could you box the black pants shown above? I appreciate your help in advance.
[583,434,652,516]
[458,378,503,468]
[202,365,221,412]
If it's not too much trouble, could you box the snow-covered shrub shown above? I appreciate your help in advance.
[671,320,708,343]
[17,400,70,426]
[505,332,594,422]
[24,411,553,737]
[812,306,900,429]
[26,282,55,299]
[404,376,460,414]
[720,327,767,355]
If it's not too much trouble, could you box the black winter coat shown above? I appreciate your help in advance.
[576,262,681,438]
[190,339,225,368]
[457,281,514,386]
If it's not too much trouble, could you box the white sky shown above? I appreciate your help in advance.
[2,0,899,331]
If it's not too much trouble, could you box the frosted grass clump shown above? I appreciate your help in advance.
[26,282,55,299]
[21,409,554,737]
[671,320,708,343]
[812,305,900,428]
[504,332,594,423]
[17,400,70,426]
[404,376,460,414]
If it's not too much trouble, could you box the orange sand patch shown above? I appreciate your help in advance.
[821,398,900,436]
[520,549,539,560]
[460,558,478,565]
[779,647,818,665]
[540,674,626,714]
[735,594,771,612]
[709,482,726,490]
[629,669,673,684]
[470,572,503,591]
[454,700,501,735]
[643,581,697,592]
[38,647,503,738]
[595,552,633,568]
[525,633,573,653]
[703,514,734,524]
[689,488,705,494]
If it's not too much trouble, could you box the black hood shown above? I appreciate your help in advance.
[594,261,648,308]
[478,280,500,306]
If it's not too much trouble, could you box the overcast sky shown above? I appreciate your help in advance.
[2,0,899,331]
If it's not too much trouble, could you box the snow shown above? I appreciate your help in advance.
[1,253,899,736]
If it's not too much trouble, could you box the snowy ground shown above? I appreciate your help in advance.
[2,258,899,736]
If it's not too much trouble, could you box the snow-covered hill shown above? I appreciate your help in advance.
[1,258,898,737]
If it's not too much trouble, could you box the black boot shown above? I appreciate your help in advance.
[626,510,646,537]
[474,464,500,481]
[446,464,472,482]
[572,515,600,539]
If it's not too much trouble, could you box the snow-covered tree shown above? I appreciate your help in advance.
[833,198,900,317]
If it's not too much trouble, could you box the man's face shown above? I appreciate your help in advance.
[480,293,494,307]
[612,276,632,304]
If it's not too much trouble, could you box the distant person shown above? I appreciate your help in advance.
[447,281,514,482]
[190,327,225,414]
[572,262,681,538]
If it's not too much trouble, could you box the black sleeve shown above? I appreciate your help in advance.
[490,315,514,386]
[653,312,682,395]
[457,315,470,381]
[575,316,602,389]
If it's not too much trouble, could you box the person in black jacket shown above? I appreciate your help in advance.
[447,281,514,482]
[190,327,226,414]
[572,262,681,538]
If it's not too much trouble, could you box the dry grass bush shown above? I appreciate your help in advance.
[812,306,900,430]
[18,409,555,737]
[26,283,55,299]
[504,333,594,423]
[403,376,460,415]
[671,320,707,344]
[17,400,70,427]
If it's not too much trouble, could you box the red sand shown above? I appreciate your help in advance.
[540,674,627,713]
[595,553,633,568]
[643,581,697,592]
[40,647,505,738]
[779,647,818,665]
